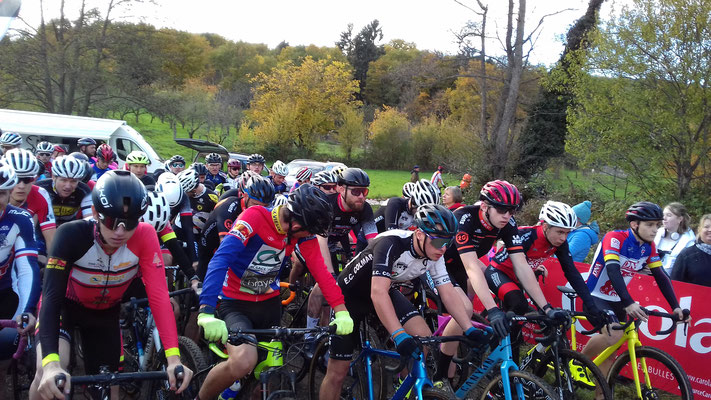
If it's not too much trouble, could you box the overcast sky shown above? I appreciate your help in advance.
[10,0,627,66]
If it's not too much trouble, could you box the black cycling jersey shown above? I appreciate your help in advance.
[189,186,218,236]
[219,188,241,201]
[197,196,245,280]
[326,193,377,251]
[36,179,92,227]
[373,197,414,233]
[170,196,198,262]
[138,174,156,187]
[444,204,523,288]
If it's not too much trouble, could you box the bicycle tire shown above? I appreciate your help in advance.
[421,387,453,399]
[144,336,207,400]
[476,370,558,400]
[532,348,612,400]
[607,345,693,400]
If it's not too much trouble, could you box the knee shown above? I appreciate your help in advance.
[326,359,350,384]
[227,349,257,378]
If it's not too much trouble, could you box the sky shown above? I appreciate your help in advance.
[9,0,627,67]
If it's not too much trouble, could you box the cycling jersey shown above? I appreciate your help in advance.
[444,204,523,288]
[39,220,178,357]
[90,165,112,181]
[267,175,287,194]
[0,206,39,314]
[431,170,445,189]
[205,171,227,186]
[586,228,678,309]
[373,197,414,233]
[36,179,92,227]
[158,224,196,280]
[20,185,56,232]
[222,175,240,193]
[197,196,245,279]
[189,186,219,214]
[200,205,344,308]
[170,196,198,262]
[138,174,156,187]
[326,193,377,250]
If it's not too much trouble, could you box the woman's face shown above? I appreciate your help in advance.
[442,189,453,206]
[663,207,682,233]
[700,219,711,245]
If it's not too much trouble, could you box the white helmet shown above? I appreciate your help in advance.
[402,182,415,198]
[411,179,441,207]
[238,170,259,192]
[3,148,40,178]
[52,156,85,179]
[272,194,289,207]
[142,191,171,232]
[177,169,199,193]
[312,170,338,186]
[0,164,18,190]
[295,167,313,182]
[0,131,22,147]
[271,160,289,177]
[539,200,578,229]
[156,173,185,208]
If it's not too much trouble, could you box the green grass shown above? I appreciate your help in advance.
[364,170,459,199]
[543,167,642,202]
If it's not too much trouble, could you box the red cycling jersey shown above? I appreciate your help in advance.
[21,185,56,231]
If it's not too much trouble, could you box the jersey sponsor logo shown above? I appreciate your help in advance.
[46,258,66,271]
[208,194,219,203]
[349,217,358,225]
[53,205,79,216]
[459,214,470,224]
[590,261,603,278]
[224,219,233,231]
[230,221,253,242]
[0,225,8,233]
[8,208,31,218]
[511,234,523,246]
[610,238,621,249]
[343,253,373,285]
[152,252,162,267]
[456,232,469,245]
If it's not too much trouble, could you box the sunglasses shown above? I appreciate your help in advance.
[37,153,51,157]
[320,184,337,191]
[98,213,140,231]
[18,177,35,184]
[349,187,369,197]
[492,204,518,216]
[171,163,185,168]
[425,233,454,249]
[229,166,241,170]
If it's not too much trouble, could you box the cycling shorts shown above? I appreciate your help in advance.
[329,288,419,361]
[591,296,626,322]
[0,288,19,320]
[217,296,281,342]
[484,266,533,316]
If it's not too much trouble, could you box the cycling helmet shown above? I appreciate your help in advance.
[69,152,89,163]
[177,168,199,192]
[227,159,241,169]
[272,194,289,208]
[142,190,171,232]
[190,162,208,176]
[96,143,116,162]
[2,148,40,178]
[312,170,338,186]
[205,153,222,165]
[92,170,148,219]
[625,201,663,222]
[169,155,186,165]
[480,180,522,209]
[237,171,259,191]
[248,153,266,165]
[53,144,68,154]
[287,183,334,235]
[52,156,86,179]
[539,200,578,229]
[77,137,96,147]
[414,204,458,237]
[411,179,441,207]
[0,164,18,190]
[338,167,370,187]
[0,131,22,147]
[126,150,149,165]
[330,165,347,179]
[295,167,313,182]
[155,173,185,208]
[271,160,288,177]
[243,175,276,204]
[36,141,54,154]
[402,182,415,198]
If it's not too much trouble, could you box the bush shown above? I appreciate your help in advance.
[366,107,412,169]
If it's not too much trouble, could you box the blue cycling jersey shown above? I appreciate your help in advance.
[0,205,40,314]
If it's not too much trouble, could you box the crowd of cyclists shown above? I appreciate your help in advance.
[0,129,694,400]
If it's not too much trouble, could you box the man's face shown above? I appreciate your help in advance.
[0,189,10,210]
[543,223,571,247]
[248,163,264,174]
[93,208,137,249]
[96,158,109,170]
[227,165,241,177]
[207,163,221,175]
[169,162,185,175]
[318,183,337,195]
[128,164,146,178]
[482,202,516,229]
[11,177,34,205]
[338,185,368,211]
[54,177,79,198]
[82,144,97,157]
[198,174,206,183]
[36,152,51,164]
[272,174,285,185]
[1,145,15,155]
[632,220,661,243]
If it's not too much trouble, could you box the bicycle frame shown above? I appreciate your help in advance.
[454,335,525,399]
[589,321,647,398]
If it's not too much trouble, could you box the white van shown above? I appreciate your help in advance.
[0,109,164,172]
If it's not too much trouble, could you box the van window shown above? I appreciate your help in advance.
[115,138,141,160]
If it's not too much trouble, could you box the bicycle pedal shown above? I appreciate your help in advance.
[568,362,595,388]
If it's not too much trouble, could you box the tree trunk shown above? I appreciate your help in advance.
[476,1,488,143]
[38,0,55,113]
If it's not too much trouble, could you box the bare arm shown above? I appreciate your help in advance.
[371,276,403,334]
[461,252,498,310]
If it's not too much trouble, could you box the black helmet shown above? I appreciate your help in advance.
[248,153,266,164]
[69,152,89,163]
[287,183,334,235]
[244,175,276,204]
[169,155,186,165]
[77,137,96,147]
[92,170,148,220]
[205,153,222,165]
[338,167,370,187]
[625,201,663,222]
[414,204,458,237]
[191,162,208,176]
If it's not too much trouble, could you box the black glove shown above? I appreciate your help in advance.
[393,331,421,360]
[543,304,568,323]
[486,307,509,338]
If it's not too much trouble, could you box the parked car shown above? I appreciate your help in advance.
[284,159,346,190]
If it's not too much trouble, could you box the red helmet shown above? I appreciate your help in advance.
[227,159,241,169]
[96,143,115,162]
[480,180,522,208]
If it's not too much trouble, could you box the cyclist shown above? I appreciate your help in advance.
[76,137,97,158]
[196,184,353,400]
[222,159,242,192]
[156,172,199,266]
[3,148,57,252]
[373,179,440,233]
[125,150,155,187]
[190,162,215,191]
[581,201,690,377]
[430,165,446,191]
[204,153,227,187]
[320,204,482,399]
[32,170,192,400]
[246,153,266,174]
[289,166,312,193]
[90,143,116,181]
[402,181,415,198]
[311,170,338,194]
[36,156,92,227]
[154,155,187,182]
[0,131,22,154]
[268,160,289,194]
[178,169,218,236]
[0,164,40,338]
[197,176,275,280]
[51,144,67,160]
[35,141,54,179]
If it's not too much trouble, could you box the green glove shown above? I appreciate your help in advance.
[197,313,228,344]
[330,310,354,335]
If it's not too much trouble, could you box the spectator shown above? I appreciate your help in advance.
[442,186,465,211]
[671,214,711,287]
[430,165,446,190]
[460,173,472,190]
[654,202,695,276]
[567,200,600,262]
[410,165,420,183]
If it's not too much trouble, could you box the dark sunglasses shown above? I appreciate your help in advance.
[349,187,369,197]
[492,204,518,215]
[18,177,35,184]
[171,163,185,168]
[37,153,51,157]
[320,184,337,191]
[98,213,140,231]
[229,166,241,170]
[425,233,454,249]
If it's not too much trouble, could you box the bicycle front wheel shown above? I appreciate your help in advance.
[477,370,558,400]
[608,346,693,400]
[532,348,612,400]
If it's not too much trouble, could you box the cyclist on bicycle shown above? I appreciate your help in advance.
[289,167,312,193]
[125,150,156,187]
[246,153,266,174]
[32,170,193,400]
[268,160,289,194]
[581,201,690,377]
[205,153,227,187]
[222,159,242,193]
[157,172,199,271]
[35,141,54,179]
[178,168,218,236]
[0,131,22,154]
[373,179,439,233]
[90,144,116,181]
[196,184,353,400]
[36,156,92,228]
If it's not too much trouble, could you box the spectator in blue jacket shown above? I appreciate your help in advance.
[567,200,600,262]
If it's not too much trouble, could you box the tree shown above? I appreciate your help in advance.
[337,20,385,100]
[367,107,411,168]
[567,0,711,200]
[336,107,365,162]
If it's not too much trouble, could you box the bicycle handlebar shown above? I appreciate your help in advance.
[55,366,184,399]
[611,307,690,335]
[279,281,296,306]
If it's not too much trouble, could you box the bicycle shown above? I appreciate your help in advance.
[1,314,35,400]
[54,365,186,400]
[558,285,693,399]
